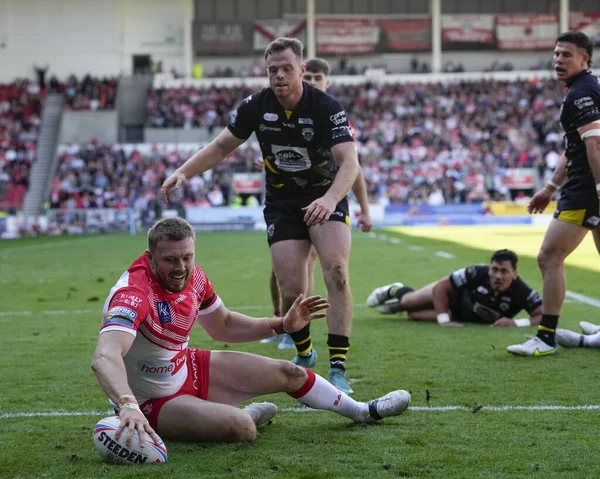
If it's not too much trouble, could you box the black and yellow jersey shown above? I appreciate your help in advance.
[560,69,600,194]
[227,82,354,203]
[448,265,542,324]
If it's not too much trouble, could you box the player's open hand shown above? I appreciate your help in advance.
[160,171,187,204]
[115,407,161,448]
[356,211,373,232]
[282,294,330,333]
[491,317,516,327]
[527,188,553,214]
[302,195,338,226]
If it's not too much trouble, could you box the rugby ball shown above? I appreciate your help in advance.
[93,416,168,465]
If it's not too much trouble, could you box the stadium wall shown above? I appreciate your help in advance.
[59,111,119,145]
[0,0,186,81]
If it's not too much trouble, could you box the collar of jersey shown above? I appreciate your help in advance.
[565,68,591,87]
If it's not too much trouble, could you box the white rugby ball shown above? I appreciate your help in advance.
[93,416,168,465]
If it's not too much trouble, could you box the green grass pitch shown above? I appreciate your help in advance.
[1,226,599,478]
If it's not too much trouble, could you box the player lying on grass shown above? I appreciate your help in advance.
[92,217,410,447]
[555,321,600,348]
[366,249,543,327]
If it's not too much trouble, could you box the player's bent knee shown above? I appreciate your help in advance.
[278,360,307,390]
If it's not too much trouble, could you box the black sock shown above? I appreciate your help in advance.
[328,334,349,371]
[536,314,559,346]
[290,325,312,356]
[393,286,415,305]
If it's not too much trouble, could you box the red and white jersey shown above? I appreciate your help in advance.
[100,254,221,402]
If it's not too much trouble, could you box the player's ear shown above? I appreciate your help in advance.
[144,249,153,264]
[326,78,331,89]
[300,63,306,76]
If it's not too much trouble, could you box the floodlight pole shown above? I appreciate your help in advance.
[431,0,442,73]
[559,0,569,34]
[184,0,194,77]
[306,0,316,59]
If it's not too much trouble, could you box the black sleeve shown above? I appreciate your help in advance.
[227,94,259,140]
[449,265,485,290]
[318,96,355,149]
[565,84,600,130]
[515,279,542,315]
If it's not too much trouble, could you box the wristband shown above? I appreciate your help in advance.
[513,318,531,327]
[436,313,450,325]
[544,181,559,192]
[120,402,141,412]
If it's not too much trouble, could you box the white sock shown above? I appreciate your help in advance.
[289,369,368,422]
[584,332,600,348]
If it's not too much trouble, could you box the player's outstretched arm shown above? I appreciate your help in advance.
[91,331,161,447]
[351,168,372,232]
[197,295,329,343]
[160,128,246,203]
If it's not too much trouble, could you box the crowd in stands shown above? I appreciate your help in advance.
[0,79,41,212]
[0,73,118,213]
[145,77,564,205]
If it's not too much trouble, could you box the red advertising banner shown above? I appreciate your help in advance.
[570,12,600,46]
[232,173,263,194]
[442,15,494,44]
[496,14,559,50]
[316,18,379,54]
[379,18,431,51]
[504,168,534,189]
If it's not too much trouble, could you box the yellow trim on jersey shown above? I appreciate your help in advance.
[329,354,347,359]
[285,110,293,119]
[345,215,351,227]
[294,336,312,346]
[263,158,278,174]
[557,209,585,226]
[273,184,284,189]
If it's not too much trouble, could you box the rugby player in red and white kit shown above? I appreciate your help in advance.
[92,217,410,447]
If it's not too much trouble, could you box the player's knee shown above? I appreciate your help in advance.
[279,360,307,390]
[538,246,563,271]
[323,262,348,292]
[226,413,257,443]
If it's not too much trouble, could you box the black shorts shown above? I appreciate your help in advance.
[554,189,600,230]
[263,197,350,246]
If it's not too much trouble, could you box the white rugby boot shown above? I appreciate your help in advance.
[363,390,411,423]
[506,336,558,357]
[366,283,403,307]
[243,402,278,426]
[579,321,600,335]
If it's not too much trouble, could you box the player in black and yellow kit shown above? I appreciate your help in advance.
[507,31,600,356]
[367,249,543,328]
[161,38,359,393]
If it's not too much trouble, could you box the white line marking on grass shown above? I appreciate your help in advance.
[390,238,401,244]
[435,251,456,259]
[565,291,600,308]
[6,404,600,420]
[408,245,424,251]
[378,234,388,241]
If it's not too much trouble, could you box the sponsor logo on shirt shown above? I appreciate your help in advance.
[107,306,138,321]
[332,125,352,140]
[574,96,594,109]
[263,112,278,121]
[243,95,252,103]
[174,294,187,305]
[477,286,489,295]
[157,300,172,324]
[282,122,295,128]
[451,268,467,287]
[259,124,282,132]
[499,302,510,312]
[271,145,311,172]
[112,293,142,308]
[298,117,313,125]
[138,353,186,376]
[329,110,347,126]
[230,110,238,126]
